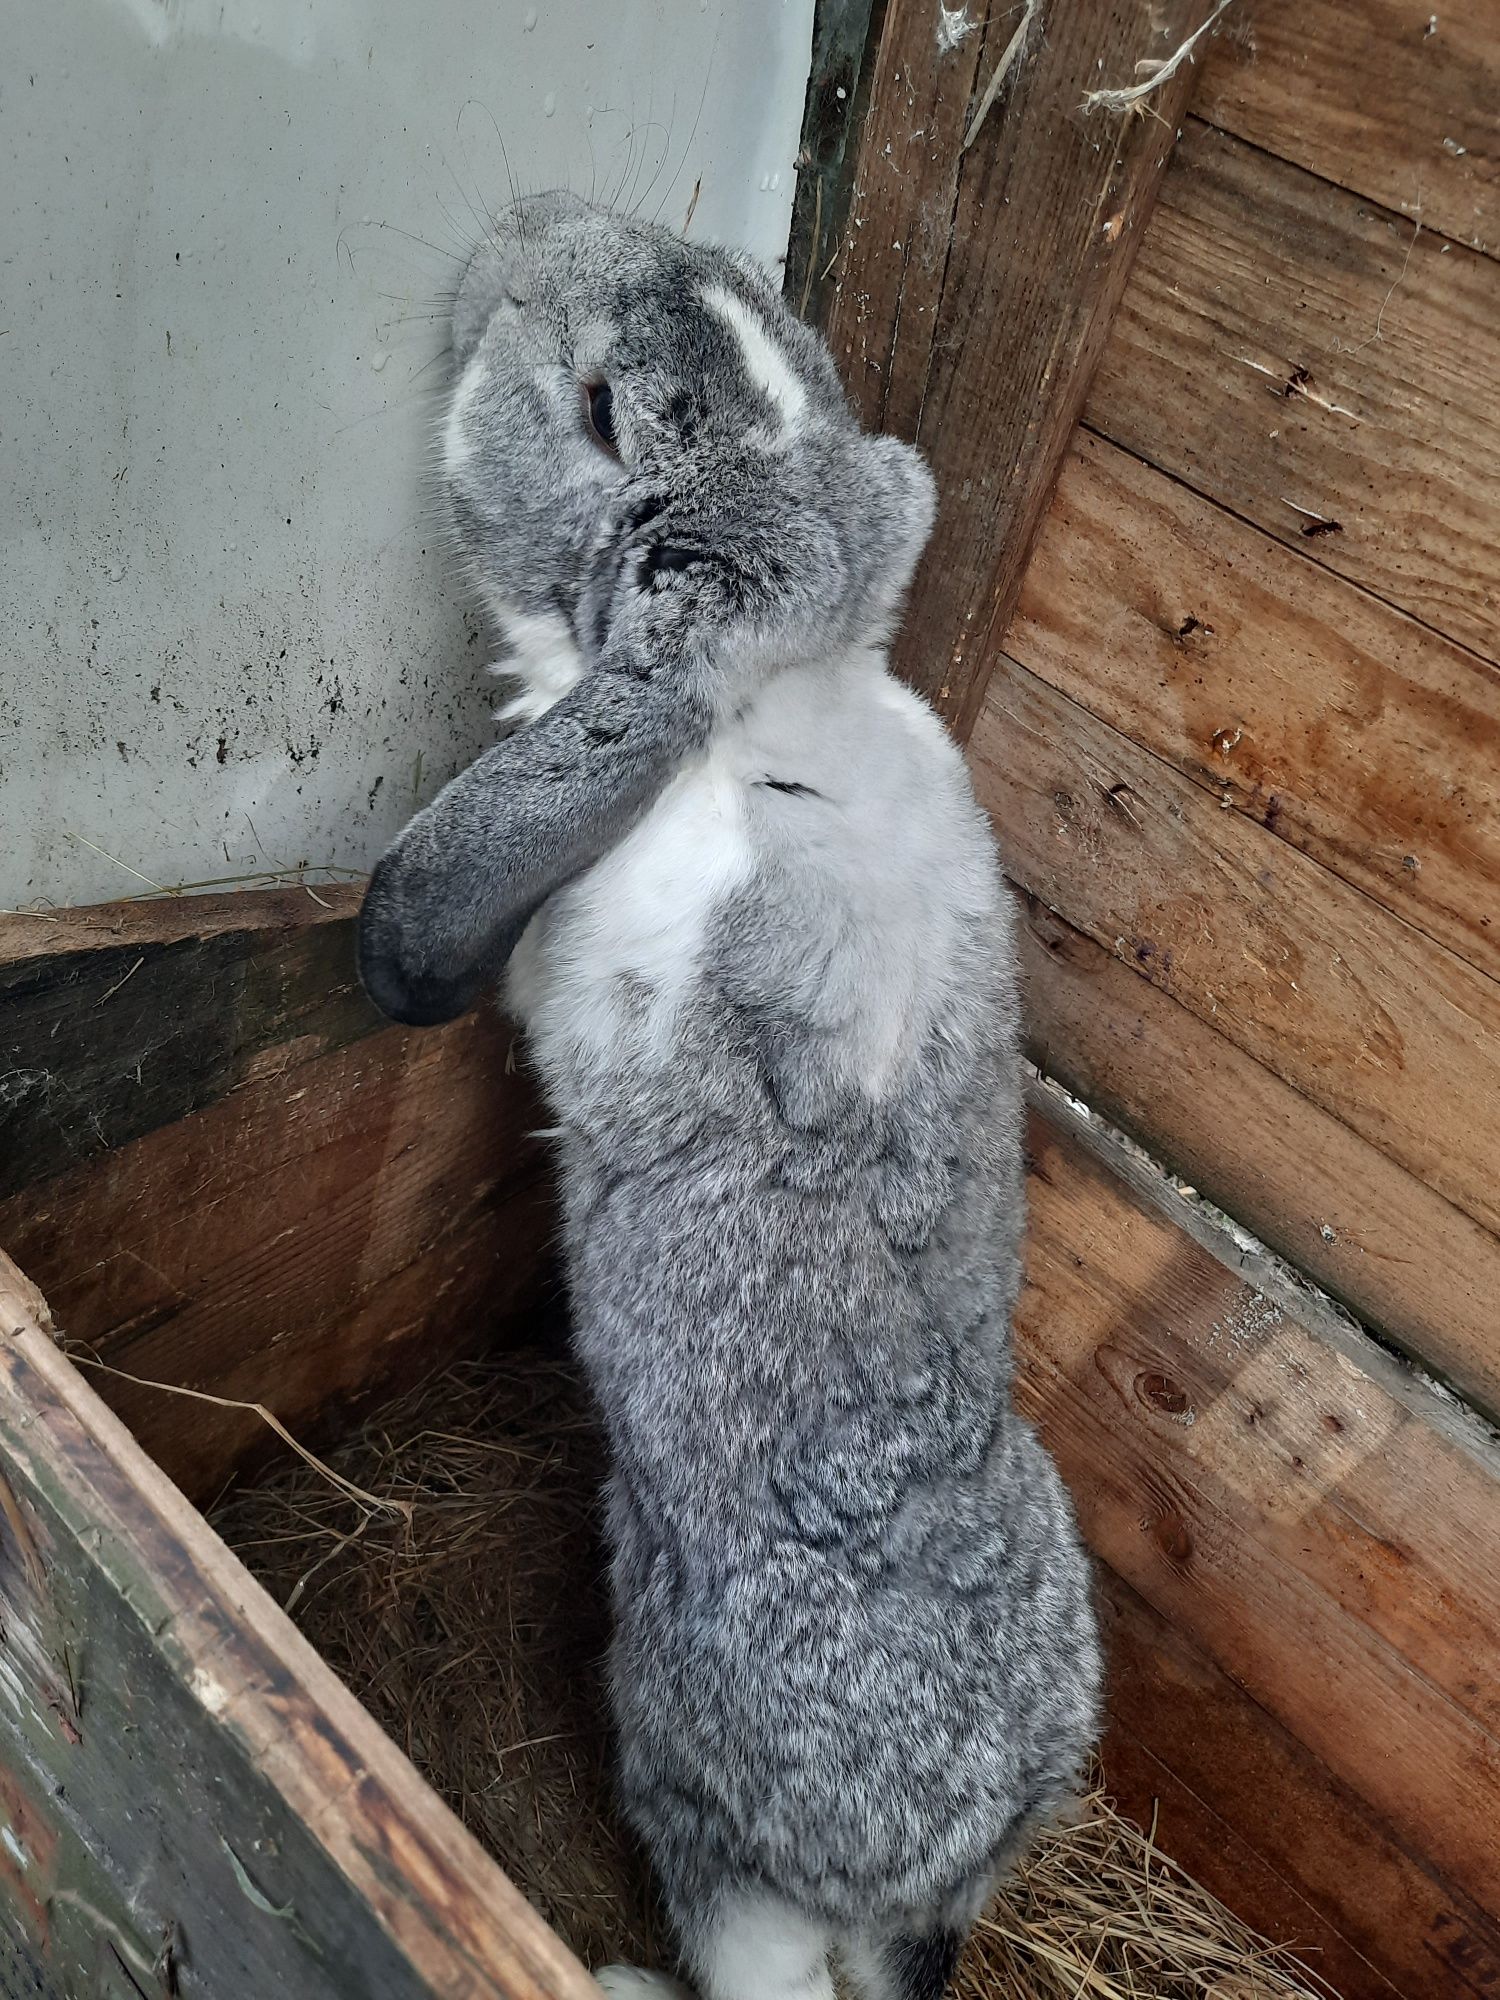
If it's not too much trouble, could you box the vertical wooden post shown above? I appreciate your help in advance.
[816,0,1214,737]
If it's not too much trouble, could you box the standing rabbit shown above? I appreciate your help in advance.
[358,191,1101,2000]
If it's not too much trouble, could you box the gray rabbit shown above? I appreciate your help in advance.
[357,191,1101,2000]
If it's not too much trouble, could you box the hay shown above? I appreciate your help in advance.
[213,1350,662,1969]
[211,1348,1336,1999]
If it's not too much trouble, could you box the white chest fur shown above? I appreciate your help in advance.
[501,644,989,1097]
[506,752,755,1068]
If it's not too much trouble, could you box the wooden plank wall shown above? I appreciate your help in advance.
[0,1250,600,2000]
[972,0,1500,1415]
[954,2,1500,1992]
[0,896,557,1503]
[1020,1093,1500,2000]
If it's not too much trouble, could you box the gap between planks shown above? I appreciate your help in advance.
[1084,117,1500,668]
[1021,425,1500,993]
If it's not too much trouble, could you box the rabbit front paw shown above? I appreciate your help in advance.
[594,1966,696,2000]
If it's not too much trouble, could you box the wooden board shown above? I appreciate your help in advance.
[0,1011,553,1506]
[0,1249,599,2000]
[0,889,377,1198]
[818,0,1209,735]
[783,0,880,325]
[1008,428,1500,986]
[1019,1093,1500,1985]
[1015,896,1500,1415]
[1085,120,1500,662]
[0,891,559,1501]
[1101,1576,1500,2000]
[1196,0,1500,259]
[971,653,1500,1242]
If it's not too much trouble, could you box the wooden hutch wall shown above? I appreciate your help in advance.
[806,1,1500,1993]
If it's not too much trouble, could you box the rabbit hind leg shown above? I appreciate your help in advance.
[837,1908,977,2000]
[596,1890,833,2000]
[681,1889,835,2000]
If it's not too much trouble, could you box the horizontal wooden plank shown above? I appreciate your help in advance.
[0,1248,599,2000]
[1101,1574,1500,2000]
[0,885,363,963]
[1197,0,1500,258]
[1008,429,1500,985]
[1086,120,1500,662]
[820,0,1202,735]
[1018,1095,1500,1947]
[971,653,1500,1240]
[1015,895,1500,1414]
[0,1014,554,1503]
[0,889,379,1198]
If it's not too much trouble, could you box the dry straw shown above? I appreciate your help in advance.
[1081,0,1236,115]
[213,1350,1336,1999]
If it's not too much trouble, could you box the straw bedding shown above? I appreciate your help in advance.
[211,1347,1336,2000]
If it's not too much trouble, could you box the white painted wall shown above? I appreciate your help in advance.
[1,0,814,909]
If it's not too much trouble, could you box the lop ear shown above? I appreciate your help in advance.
[857,433,937,609]
[357,465,805,1027]
[357,598,716,1027]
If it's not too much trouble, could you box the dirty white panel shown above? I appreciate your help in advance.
[0,0,814,908]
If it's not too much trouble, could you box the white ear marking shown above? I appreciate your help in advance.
[701,284,808,432]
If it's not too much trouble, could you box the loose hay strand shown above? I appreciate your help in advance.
[1081,0,1235,115]
[69,1351,411,1522]
[213,1350,1337,1997]
[963,0,1043,153]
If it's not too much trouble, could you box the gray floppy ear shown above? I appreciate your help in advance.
[357,530,721,1026]
[451,242,511,371]
[859,434,937,607]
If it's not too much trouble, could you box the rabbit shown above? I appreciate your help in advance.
[357,190,1101,2000]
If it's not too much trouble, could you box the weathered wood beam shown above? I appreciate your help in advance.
[0,889,376,1199]
[0,1249,599,2000]
[818,0,1214,736]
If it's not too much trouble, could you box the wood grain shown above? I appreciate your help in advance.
[1015,894,1500,1414]
[0,1014,555,1503]
[1008,429,1500,985]
[783,0,880,326]
[1019,1098,1500,1950]
[0,1247,601,2000]
[971,653,1500,1240]
[1196,0,1500,258]
[1101,1575,1500,2000]
[0,889,379,1198]
[0,886,363,963]
[1085,120,1500,661]
[820,0,1207,735]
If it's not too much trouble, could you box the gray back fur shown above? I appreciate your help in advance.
[357,191,1100,1960]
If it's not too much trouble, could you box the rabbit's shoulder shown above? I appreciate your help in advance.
[508,654,1003,1074]
[718,660,1009,1105]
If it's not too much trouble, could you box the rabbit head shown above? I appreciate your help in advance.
[357,192,935,1027]
[444,189,935,670]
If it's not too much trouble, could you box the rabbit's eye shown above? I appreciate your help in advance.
[582,380,619,458]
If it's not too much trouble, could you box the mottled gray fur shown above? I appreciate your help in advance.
[358,192,1100,2000]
